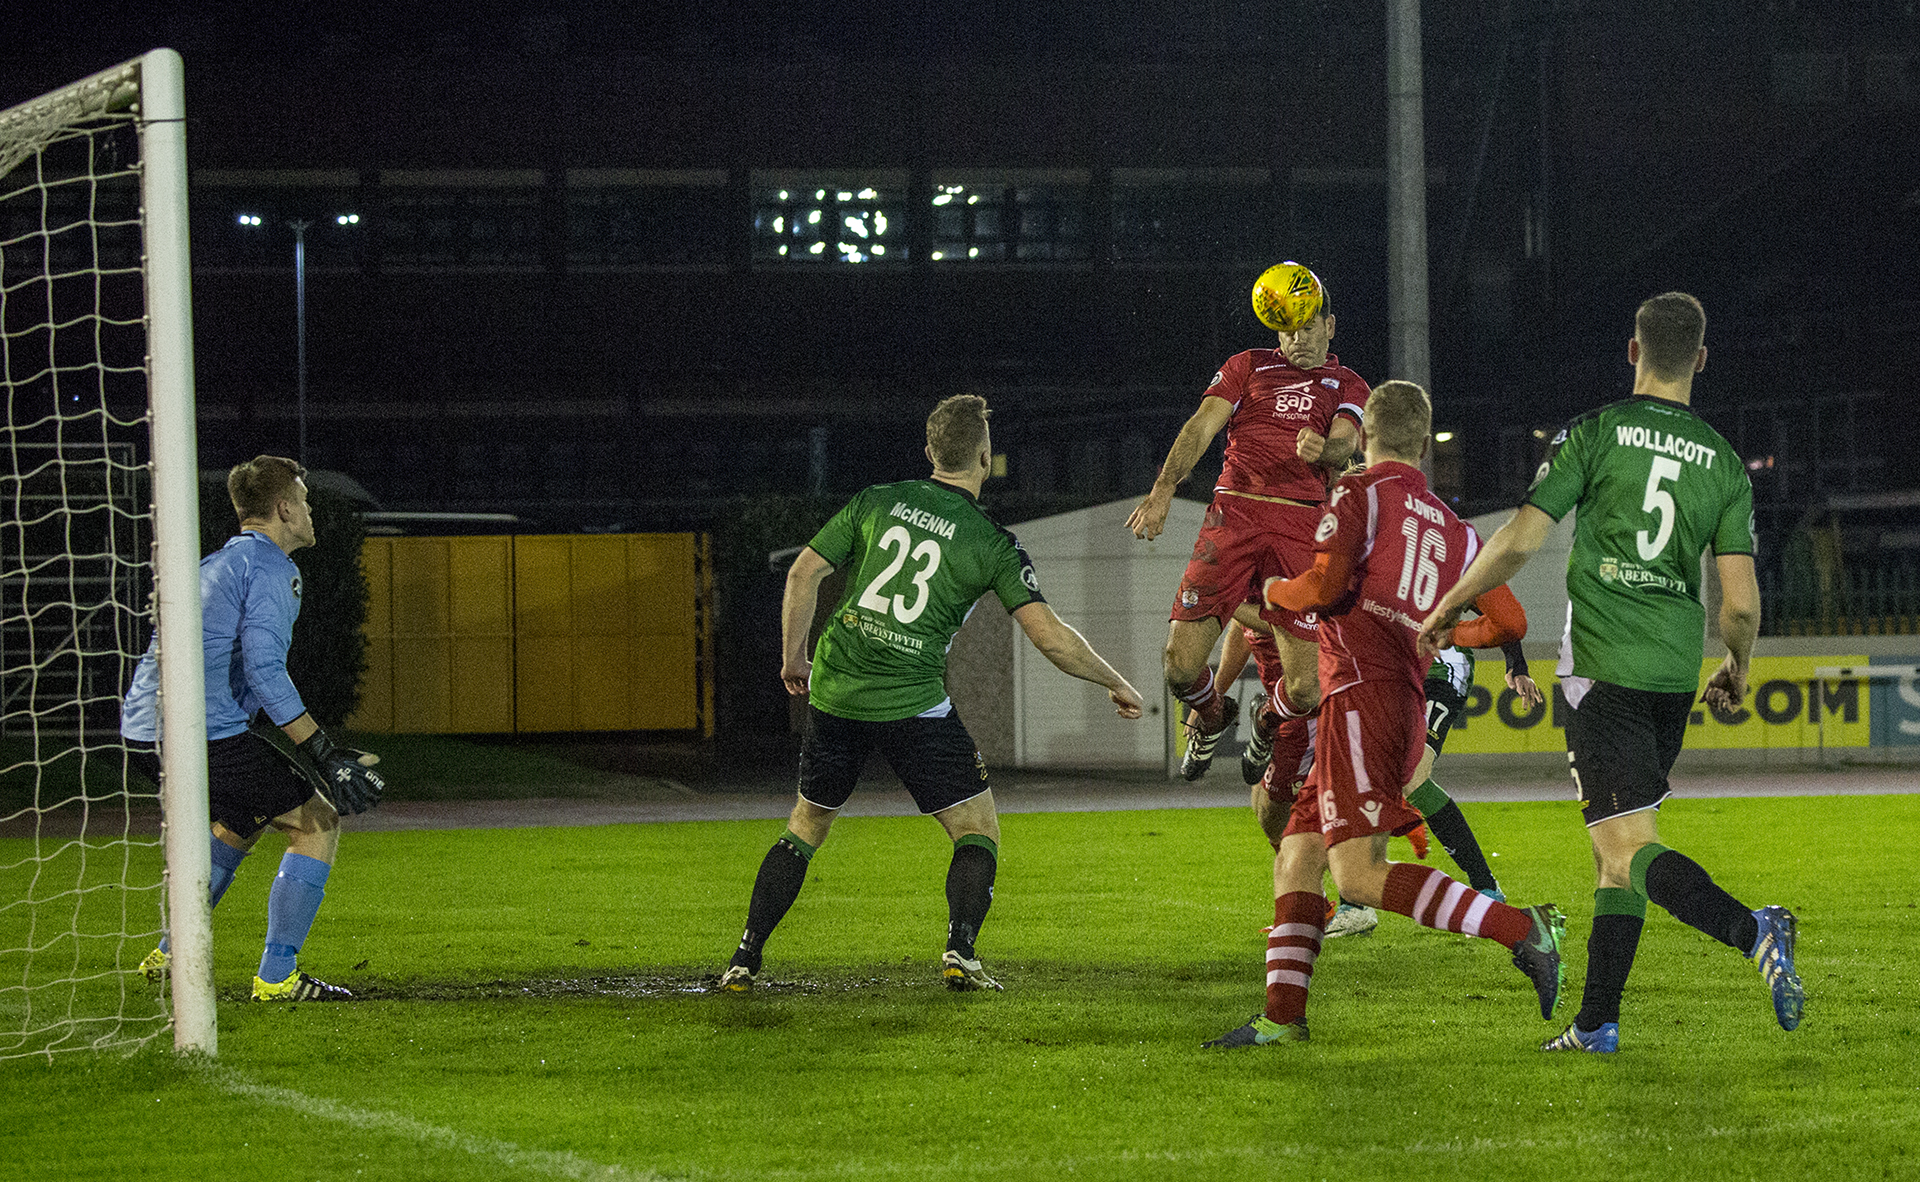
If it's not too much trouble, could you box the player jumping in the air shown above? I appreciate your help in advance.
[1127,266,1362,788]
[124,457,384,1001]
[1317,622,1540,937]
[1206,382,1564,1047]
[720,396,1143,994]
[1422,292,1803,1053]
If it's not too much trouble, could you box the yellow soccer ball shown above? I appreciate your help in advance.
[1250,261,1325,332]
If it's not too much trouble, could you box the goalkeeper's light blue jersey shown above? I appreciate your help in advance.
[120,531,307,742]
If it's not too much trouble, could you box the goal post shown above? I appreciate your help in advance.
[138,48,216,1058]
[0,49,212,1058]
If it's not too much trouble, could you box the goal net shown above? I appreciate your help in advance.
[0,50,213,1059]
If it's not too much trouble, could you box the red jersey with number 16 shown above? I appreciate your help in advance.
[1203,349,1368,503]
[1308,461,1481,697]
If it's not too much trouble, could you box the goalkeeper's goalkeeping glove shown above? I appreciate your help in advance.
[297,727,386,815]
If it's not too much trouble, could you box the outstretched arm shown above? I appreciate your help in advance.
[1419,504,1553,656]
[1013,601,1144,718]
[780,547,835,697]
[1452,582,1527,649]
[1128,397,1233,540]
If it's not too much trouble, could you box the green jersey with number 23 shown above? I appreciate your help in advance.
[1526,395,1754,694]
[804,479,1042,721]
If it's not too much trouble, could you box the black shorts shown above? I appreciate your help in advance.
[1423,676,1467,756]
[127,730,318,840]
[1561,680,1693,827]
[798,704,991,815]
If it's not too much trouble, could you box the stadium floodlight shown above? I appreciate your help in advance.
[238,211,359,463]
[0,49,213,1059]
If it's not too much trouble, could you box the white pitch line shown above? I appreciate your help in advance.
[199,1064,674,1182]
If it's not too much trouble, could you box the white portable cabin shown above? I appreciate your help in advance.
[944,498,1587,772]
[947,496,1206,770]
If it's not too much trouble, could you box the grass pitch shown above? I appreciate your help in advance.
[2,793,1916,1181]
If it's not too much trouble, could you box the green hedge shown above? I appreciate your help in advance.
[198,479,369,728]
[709,492,836,738]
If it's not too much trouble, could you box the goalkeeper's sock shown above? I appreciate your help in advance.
[1573,888,1647,1030]
[1408,782,1500,893]
[160,835,249,955]
[1264,891,1326,1025]
[1636,845,1759,953]
[1380,863,1532,947]
[732,832,814,973]
[944,835,998,960]
[258,852,331,984]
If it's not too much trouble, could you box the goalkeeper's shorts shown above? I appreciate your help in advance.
[128,731,317,839]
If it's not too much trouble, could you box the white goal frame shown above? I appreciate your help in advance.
[0,48,214,1055]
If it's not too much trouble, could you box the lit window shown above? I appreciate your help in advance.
[752,177,906,264]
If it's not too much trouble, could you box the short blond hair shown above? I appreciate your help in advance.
[227,455,305,524]
[1363,381,1432,462]
[926,394,991,471]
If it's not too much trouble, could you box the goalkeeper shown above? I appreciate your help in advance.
[122,456,383,1002]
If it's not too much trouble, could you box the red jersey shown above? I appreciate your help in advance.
[1308,461,1481,697]
[1203,349,1368,503]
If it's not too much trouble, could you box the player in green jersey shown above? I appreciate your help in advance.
[720,395,1145,994]
[1420,292,1803,1052]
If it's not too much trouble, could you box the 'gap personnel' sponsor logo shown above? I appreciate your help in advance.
[1271,381,1316,417]
[888,502,957,540]
[1615,424,1717,468]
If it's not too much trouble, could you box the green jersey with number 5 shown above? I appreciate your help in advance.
[804,479,1043,720]
[1526,395,1754,693]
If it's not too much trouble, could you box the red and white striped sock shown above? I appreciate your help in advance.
[1177,666,1222,732]
[1263,891,1327,1024]
[1381,863,1532,948]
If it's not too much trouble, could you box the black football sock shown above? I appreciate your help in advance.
[1573,887,1646,1030]
[1635,844,1759,954]
[1409,782,1499,893]
[945,835,999,960]
[731,831,815,972]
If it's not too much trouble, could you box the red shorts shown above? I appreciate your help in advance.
[1284,678,1427,848]
[1171,494,1320,641]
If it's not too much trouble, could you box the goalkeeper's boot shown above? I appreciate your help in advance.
[1541,1021,1619,1053]
[1510,904,1567,1020]
[1481,885,1507,904]
[717,965,758,994]
[252,970,352,1002]
[1240,695,1277,786]
[1179,694,1237,782]
[941,950,1003,992]
[138,947,169,984]
[1203,1013,1308,1048]
[1750,905,1804,1032]
[1324,902,1378,939]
